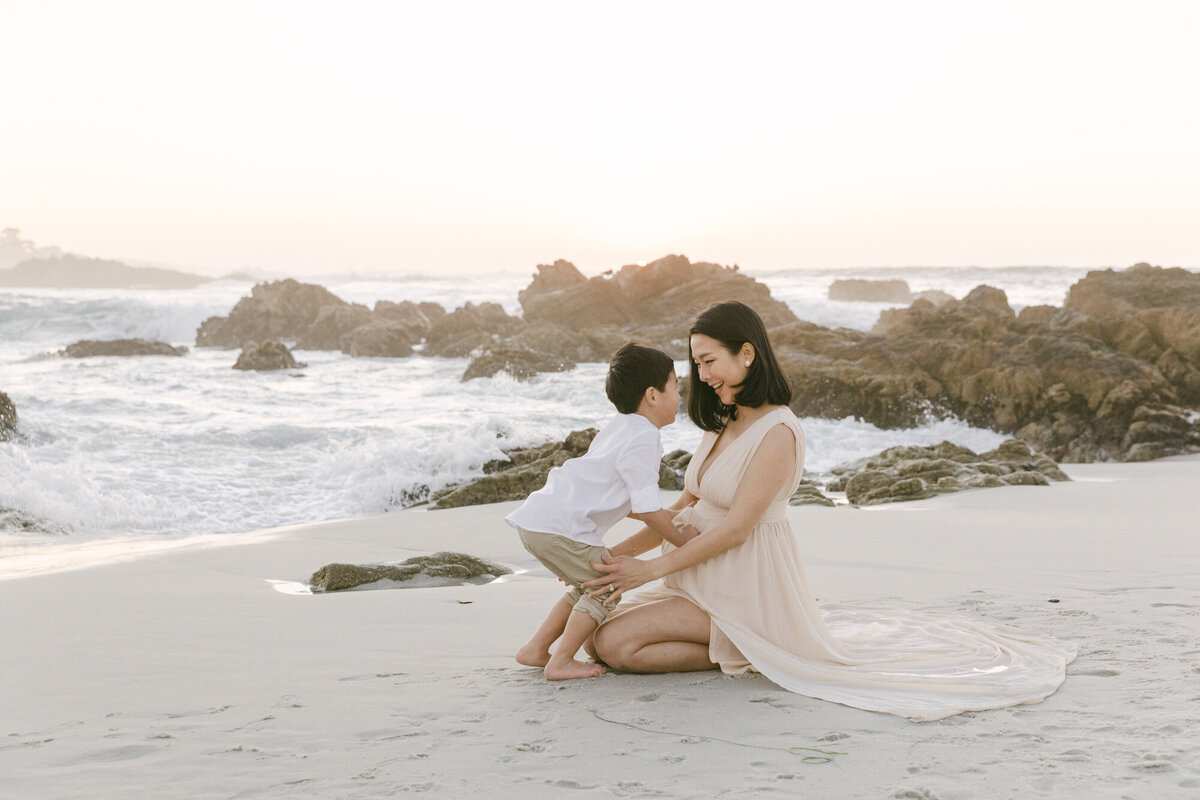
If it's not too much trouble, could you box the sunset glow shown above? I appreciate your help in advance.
[1,0,1198,275]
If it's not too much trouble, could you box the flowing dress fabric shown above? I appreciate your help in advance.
[618,407,1077,721]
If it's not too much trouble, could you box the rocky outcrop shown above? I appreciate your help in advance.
[295,303,374,350]
[789,480,836,507]
[912,289,956,307]
[461,344,574,381]
[232,341,305,371]
[60,339,188,357]
[309,552,511,592]
[196,279,351,348]
[423,302,525,358]
[430,430,692,509]
[0,391,16,441]
[373,300,441,341]
[0,506,72,535]
[775,274,1200,462]
[198,280,446,357]
[823,439,1069,506]
[462,322,622,381]
[1062,264,1200,404]
[340,323,414,358]
[515,255,797,360]
[829,279,912,303]
[431,429,599,508]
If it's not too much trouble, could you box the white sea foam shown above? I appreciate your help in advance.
[0,266,1091,544]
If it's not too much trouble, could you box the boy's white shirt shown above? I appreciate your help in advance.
[505,413,664,548]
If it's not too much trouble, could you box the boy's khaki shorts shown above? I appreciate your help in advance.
[517,528,615,625]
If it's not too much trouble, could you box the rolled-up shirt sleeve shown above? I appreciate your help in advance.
[617,435,663,513]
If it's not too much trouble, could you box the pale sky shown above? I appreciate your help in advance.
[2,0,1198,276]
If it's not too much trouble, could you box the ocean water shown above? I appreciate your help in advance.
[0,266,1096,545]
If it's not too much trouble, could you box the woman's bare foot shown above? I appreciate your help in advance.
[515,643,552,668]
[544,657,605,680]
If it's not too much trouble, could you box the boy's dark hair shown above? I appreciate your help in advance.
[687,301,792,432]
[606,342,675,414]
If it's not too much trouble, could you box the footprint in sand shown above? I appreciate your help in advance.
[1131,753,1176,772]
[894,788,941,800]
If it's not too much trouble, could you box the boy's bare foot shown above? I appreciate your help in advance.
[515,644,552,668]
[544,657,605,681]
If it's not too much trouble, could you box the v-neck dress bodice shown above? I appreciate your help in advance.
[612,406,1076,721]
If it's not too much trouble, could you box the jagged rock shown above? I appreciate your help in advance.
[0,506,71,535]
[516,255,797,361]
[232,341,306,371]
[462,344,574,381]
[462,321,621,380]
[340,323,414,358]
[823,439,1068,505]
[912,290,956,307]
[373,300,438,341]
[418,301,446,324]
[789,480,836,507]
[295,303,374,350]
[1063,264,1200,403]
[423,302,525,358]
[196,279,352,348]
[59,339,188,357]
[309,551,512,592]
[828,279,912,303]
[1,391,16,441]
[432,429,598,508]
[774,272,1200,462]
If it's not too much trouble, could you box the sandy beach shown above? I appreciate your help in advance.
[3,457,1198,799]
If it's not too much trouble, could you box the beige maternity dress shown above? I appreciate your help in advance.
[620,406,1076,721]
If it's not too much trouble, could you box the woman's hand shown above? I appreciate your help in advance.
[582,555,659,604]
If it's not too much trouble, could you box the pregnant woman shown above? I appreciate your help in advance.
[584,300,1075,721]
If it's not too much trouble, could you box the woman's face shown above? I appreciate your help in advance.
[690,333,748,407]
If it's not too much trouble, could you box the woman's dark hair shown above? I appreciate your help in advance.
[687,301,792,432]
[606,342,675,414]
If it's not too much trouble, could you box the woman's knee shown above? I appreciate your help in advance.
[592,626,637,671]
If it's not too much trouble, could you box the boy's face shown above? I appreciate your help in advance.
[646,372,680,428]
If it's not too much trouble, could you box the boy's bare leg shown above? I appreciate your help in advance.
[544,609,604,680]
[516,598,572,667]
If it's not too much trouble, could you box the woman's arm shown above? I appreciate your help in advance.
[585,425,796,594]
[607,489,699,558]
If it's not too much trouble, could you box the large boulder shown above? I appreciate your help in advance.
[828,279,912,303]
[0,391,16,441]
[373,300,439,341]
[340,323,414,358]
[462,322,622,381]
[824,439,1069,505]
[196,279,352,348]
[773,271,1200,462]
[60,339,187,357]
[295,303,374,350]
[516,255,797,360]
[1063,264,1200,404]
[309,552,511,592]
[232,341,305,371]
[422,301,524,358]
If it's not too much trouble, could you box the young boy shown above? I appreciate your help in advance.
[507,342,697,680]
